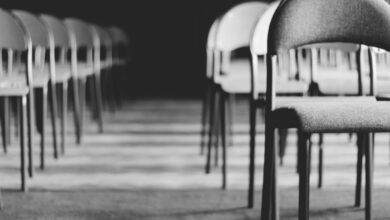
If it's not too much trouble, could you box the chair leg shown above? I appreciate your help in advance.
[49,82,59,159]
[298,131,310,220]
[213,90,221,168]
[4,98,10,146]
[318,134,323,188]
[227,94,235,147]
[61,82,68,154]
[71,78,81,144]
[200,83,210,155]
[220,92,227,190]
[41,87,47,169]
[248,99,257,208]
[365,132,373,220]
[20,96,27,192]
[205,85,216,174]
[27,91,35,178]
[355,133,363,207]
[260,126,277,220]
[79,78,86,143]
[94,74,104,133]
[0,98,7,154]
[278,128,288,166]
[35,88,45,170]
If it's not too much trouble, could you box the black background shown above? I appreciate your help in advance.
[1,0,271,98]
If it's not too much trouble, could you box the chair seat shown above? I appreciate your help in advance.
[54,65,72,83]
[113,58,126,66]
[272,97,390,133]
[100,60,112,69]
[77,63,94,78]
[0,76,28,96]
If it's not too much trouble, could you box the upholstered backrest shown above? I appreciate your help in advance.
[40,14,70,47]
[64,18,94,48]
[215,2,269,51]
[0,9,28,50]
[268,0,390,55]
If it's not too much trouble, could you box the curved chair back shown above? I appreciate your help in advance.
[40,14,70,48]
[64,18,94,48]
[94,25,112,48]
[0,9,29,50]
[215,2,269,52]
[108,26,128,46]
[251,2,280,55]
[206,18,220,79]
[0,8,32,85]
[267,0,390,55]
[12,10,49,48]
[265,0,390,109]
[207,18,220,51]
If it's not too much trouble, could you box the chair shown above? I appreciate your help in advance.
[12,10,59,170]
[64,18,97,143]
[210,1,308,208]
[0,8,32,192]
[107,26,129,108]
[40,14,73,154]
[259,0,390,219]
[200,17,220,157]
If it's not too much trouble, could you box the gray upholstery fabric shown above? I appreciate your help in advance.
[268,0,390,54]
[271,97,390,133]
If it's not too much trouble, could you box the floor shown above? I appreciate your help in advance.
[0,99,390,219]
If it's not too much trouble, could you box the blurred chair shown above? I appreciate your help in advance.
[108,26,129,109]
[12,10,59,171]
[40,14,73,155]
[208,1,308,208]
[259,0,390,219]
[64,18,98,143]
[200,17,220,157]
[89,24,112,132]
[0,8,32,192]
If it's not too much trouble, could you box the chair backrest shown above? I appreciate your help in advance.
[267,0,390,55]
[250,1,280,55]
[0,9,28,50]
[40,14,70,48]
[92,25,112,48]
[64,18,94,48]
[12,10,49,47]
[108,26,128,45]
[215,2,269,52]
[207,18,220,50]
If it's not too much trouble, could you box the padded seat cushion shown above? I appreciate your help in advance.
[272,97,390,133]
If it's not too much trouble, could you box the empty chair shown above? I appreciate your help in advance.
[0,8,32,192]
[12,10,59,170]
[207,1,308,208]
[40,14,73,155]
[200,17,220,157]
[64,18,100,143]
[108,26,129,108]
[259,0,390,219]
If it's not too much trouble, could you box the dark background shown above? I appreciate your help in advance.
[1,0,271,98]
